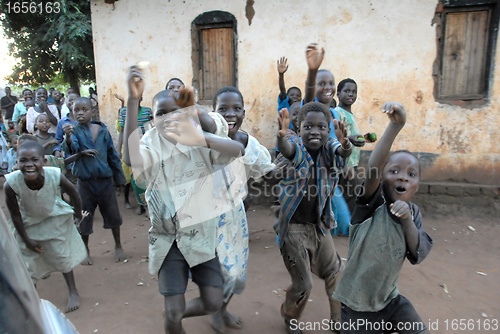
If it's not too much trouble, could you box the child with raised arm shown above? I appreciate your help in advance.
[123,66,245,334]
[4,141,87,313]
[210,86,275,333]
[303,43,352,237]
[62,97,126,265]
[333,103,433,334]
[277,57,302,111]
[276,102,352,334]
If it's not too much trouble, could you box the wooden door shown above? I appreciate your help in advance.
[200,27,235,100]
[440,10,490,99]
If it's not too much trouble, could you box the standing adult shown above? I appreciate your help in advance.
[1,87,18,120]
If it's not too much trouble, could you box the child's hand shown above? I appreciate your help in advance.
[81,149,98,157]
[114,93,124,102]
[277,108,290,137]
[390,200,411,220]
[333,120,349,148]
[348,135,366,147]
[25,238,43,254]
[62,123,73,136]
[306,43,325,71]
[164,112,205,147]
[176,87,195,108]
[277,57,288,74]
[127,66,145,100]
[382,102,406,125]
[54,150,64,158]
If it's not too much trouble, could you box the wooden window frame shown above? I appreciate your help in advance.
[434,0,499,106]
[191,11,238,105]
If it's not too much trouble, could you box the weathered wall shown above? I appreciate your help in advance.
[90,0,500,184]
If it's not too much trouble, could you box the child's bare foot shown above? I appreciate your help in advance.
[223,310,243,329]
[66,291,80,313]
[115,247,126,262]
[135,205,145,215]
[81,255,93,266]
[125,202,132,209]
[211,311,226,333]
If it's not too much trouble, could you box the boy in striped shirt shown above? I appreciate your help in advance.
[276,102,352,333]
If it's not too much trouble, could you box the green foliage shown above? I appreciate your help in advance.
[0,0,94,89]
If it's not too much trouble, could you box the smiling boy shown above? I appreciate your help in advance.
[276,102,352,334]
[62,97,126,265]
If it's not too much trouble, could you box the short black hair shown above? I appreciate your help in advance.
[36,87,47,93]
[298,102,331,127]
[287,86,301,96]
[22,88,32,95]
[18,140,45,157]
[152,89,174,108]
[385,150,422,175]
[337,78,357,92]
[18,134,38,146]
[165,78,185,90]
[74,97,92,108]
[212,86,244,110]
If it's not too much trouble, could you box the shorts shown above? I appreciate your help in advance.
[77,177,123,235]
[341,295,427,334]
[158,242,223,296]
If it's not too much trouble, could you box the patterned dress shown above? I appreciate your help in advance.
[6,167,87,281]
[215,133,275,301]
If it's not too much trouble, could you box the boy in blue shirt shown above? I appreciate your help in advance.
[62,97,126,265]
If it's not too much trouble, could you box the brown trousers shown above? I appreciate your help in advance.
[280,223,344,323]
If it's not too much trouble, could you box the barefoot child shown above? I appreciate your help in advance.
[276,102,352,333]
[210,86,275,333]
[333,103,433,333]
[62,97,126,265]
[123,66,245,334]
[4,141,88,312]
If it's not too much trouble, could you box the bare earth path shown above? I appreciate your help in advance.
[1,181,498,333]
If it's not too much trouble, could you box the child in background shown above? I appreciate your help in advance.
[335,78,376,213]
[116,94,152,214]
[55,93,79,144]
[274,101,301,165]
[276,102,351,333]
[277,57,302,111]
[35,114,63,158]
[3,119,19,147]
[26,87,60,134]
[124,66,245,334]
[333,103,432,333]
[12,88,33,125]
[62,97,126,265]
[303,43,351,236]
[211,86,275,333]
[165,77,185,93]
[2,140,17,173]
[4,141,88,313]
[50,89,64,119]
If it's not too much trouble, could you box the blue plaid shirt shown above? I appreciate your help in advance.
[275,138,346,248]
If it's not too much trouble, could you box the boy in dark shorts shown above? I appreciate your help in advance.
[276,102,352,333]
[124,66,245,334]
[62,97,126,265]
[333,102,433,334]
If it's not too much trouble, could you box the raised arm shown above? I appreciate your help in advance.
[362,102,406,201]
[304,43,324,103]
[276,108,296,160]
[123,66,145,169]
[277,57,288,101]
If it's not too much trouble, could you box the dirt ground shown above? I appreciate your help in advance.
[1,180,499,334]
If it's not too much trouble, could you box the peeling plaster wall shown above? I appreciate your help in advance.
[90,0,500,184]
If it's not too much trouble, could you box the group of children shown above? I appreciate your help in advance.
[4,42,433,334]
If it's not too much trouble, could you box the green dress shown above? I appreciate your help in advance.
[6,167,87,281]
